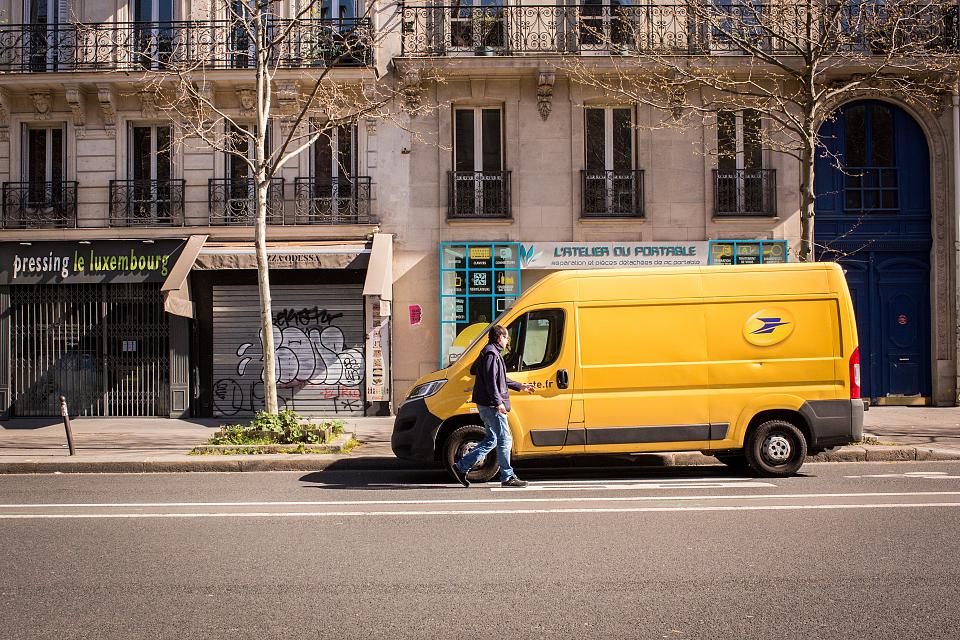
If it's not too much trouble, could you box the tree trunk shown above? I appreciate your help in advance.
[798,122,817,262]
[254,177,279,414]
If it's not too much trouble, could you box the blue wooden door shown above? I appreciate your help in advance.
[815,100,931,402]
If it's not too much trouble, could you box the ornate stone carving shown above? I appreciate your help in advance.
[236,88,256,115]
[366,118,377,136]
[31,91,52,119]
[64,84,86,131]
[400,69,422,113]
[139,90,158,119]
[96,84,117,137]
[537,71,555,121]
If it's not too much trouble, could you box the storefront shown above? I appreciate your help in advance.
[0,234,393,419]
[439,239,787,366]
[190,234,393,419]
[0,238,198,417]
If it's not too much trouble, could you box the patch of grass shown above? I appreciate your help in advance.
[340,437,361,454]
[207,410,345,446]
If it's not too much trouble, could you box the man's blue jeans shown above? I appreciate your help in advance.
[454,405,515,482]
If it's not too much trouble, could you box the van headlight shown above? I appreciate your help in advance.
[406,380,447,402]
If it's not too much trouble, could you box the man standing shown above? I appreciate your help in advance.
[452,324,535,488]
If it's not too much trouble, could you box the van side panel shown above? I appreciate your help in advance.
[576,298,713,452]
[704,298,844,449]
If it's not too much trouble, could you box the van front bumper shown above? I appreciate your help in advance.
[391,398,443,462]
[800,399,865,449]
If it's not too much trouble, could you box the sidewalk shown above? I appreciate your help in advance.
[0,408,959,474]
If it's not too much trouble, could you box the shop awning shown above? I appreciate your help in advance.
[362,233,393,301]
[194,241,370,270]
[161,234,207,318]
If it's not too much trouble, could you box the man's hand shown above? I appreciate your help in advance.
[520,383,536,394]
[497,404,508,415]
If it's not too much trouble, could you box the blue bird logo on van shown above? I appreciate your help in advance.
[743,308,795,346]
[751,317,790,335]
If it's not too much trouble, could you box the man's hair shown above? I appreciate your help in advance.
[488,324,508,344]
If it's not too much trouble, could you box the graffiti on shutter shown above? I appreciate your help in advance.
[212,284,365,417]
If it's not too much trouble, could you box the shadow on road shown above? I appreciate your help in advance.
[297,456,773,490]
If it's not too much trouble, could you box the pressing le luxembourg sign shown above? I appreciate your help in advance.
[0,239,188,285]
[518,241,709,269]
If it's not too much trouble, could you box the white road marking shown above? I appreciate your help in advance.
[2,491,960,509]
[1,502,960,519]
[490,481,774,491]
[844,471,960,479]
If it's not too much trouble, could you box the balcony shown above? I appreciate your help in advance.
[0,19,371,73]
[109,179,185,227]
[447,171,511,220]
[1,181,78,229]
[713,169,776,217]
[293,177,372,225]
[400,3,958,57]
[581,170,644,218]
[208,178,285,226]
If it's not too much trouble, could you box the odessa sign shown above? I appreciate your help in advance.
[519,241,708,269]
[0,239,187,285]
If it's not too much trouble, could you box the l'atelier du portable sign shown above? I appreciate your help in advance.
[0,240,187,285]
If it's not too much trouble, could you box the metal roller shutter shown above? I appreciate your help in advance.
[212,284,365,417]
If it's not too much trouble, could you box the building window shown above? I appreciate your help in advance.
[313,124,356,182]
[116,124,180,224]
[25,124,64,187]
[450,107,509,218]
[582,106,642,217]
[131,0,174,69]
[26,0,61,71]
[318,0,356,20]
[842,103,898,213]
[715,109,775,216]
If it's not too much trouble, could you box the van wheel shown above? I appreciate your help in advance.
[444,425,499,483]
[744,419,808,477]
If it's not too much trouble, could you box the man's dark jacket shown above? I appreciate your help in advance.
[470,342,523,411]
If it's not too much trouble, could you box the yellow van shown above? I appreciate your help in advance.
[392,263,864,478]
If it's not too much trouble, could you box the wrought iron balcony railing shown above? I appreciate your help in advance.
[581,170,644,218]
[1,181,78,229]
[208,178,285,226]
[448,171,511,219]
[0,19,371,73]
[294,176,372,224]
[401,3,958,56]
[109,179,186,226]
[714,169,776,217]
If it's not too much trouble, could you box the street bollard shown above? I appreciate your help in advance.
[59,396,76,456]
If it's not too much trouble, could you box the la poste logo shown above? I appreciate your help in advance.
[743,308,795,346]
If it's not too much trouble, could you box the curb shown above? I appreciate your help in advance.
[2,444,960,475]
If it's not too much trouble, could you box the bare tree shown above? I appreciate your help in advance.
[130,0,427,413]
[563,0,958,261]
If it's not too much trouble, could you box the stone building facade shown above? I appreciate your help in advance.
[0,0,956,418]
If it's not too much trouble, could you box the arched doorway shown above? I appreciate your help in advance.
[815,100,932,403]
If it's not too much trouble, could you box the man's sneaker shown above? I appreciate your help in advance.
[500,476,528,488]
[451,465,470,488]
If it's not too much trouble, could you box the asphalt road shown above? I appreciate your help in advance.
[2,462,960,640]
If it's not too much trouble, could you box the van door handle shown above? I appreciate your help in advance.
[556,369,569,389]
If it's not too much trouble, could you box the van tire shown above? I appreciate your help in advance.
[443,425,500,483]
[744,419,808,477]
